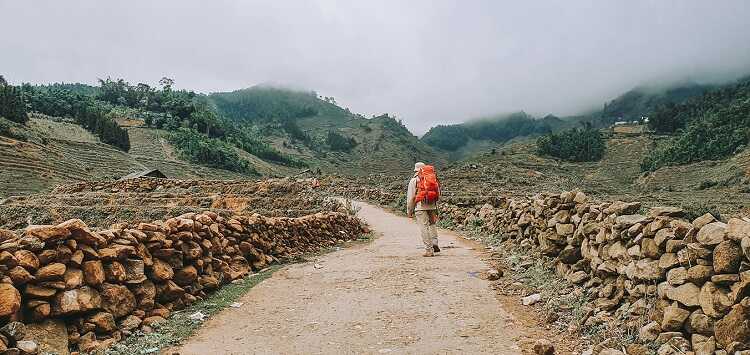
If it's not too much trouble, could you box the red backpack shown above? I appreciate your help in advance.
[415,165,440,204]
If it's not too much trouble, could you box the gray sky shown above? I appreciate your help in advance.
[2,1,750,134]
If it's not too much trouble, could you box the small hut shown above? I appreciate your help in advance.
[119,169,167,181]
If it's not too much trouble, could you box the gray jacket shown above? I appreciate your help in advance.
[406,173,438,214]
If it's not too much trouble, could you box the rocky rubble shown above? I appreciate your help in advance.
[435,191,750,353]
[0,210,364,353]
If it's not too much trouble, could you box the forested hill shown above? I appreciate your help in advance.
[590,82,715,125]
[421,112,570,155]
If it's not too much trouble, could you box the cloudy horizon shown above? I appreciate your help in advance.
[2,0,750,134]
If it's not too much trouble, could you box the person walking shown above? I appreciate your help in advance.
[407,162,441,257]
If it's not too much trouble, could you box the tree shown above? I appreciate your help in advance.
[0,79,28,124]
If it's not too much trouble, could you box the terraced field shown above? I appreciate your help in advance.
[0,177,339,229]
[0,118,264,198]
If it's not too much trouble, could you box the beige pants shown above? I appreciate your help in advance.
[415,210,438,254]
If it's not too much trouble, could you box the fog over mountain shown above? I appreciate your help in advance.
[2,0,750,134]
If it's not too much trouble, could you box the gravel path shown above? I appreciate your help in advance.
[172,202,522,354]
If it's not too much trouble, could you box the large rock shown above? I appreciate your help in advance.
[687,310,714,335]
[693,213,717,229]
[662,304,690,331]
[57,219,107,247]
[727,218,750,241]
[82,260,105,286]
[23,224,70,242]
[713,240,742,274]
[35,263,66,281]
[25,320,69,355]
[149,258,174,282]
[687,265,714,284]
[100,283,136,318]
[649,207,684,218]
[174,265,198,286]
[51,286,101,316]
[0,283,21,317]
[666,283,700,307]
[667,267,688,286]
[14,250,39,271]
[697,222,727,246]
[699,282,733,318]
[714,297,750,348]
[615,214,647,228]
[88,312,116,333]
[627,259,663,281]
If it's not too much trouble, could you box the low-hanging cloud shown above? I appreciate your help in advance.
[2,0,750,134]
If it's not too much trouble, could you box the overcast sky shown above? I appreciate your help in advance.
[2,1,750,134]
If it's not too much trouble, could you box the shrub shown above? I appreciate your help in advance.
[536,127,605,162]
[326,130,357,152]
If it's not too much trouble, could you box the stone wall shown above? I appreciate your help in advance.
[437,191,750,354]
[0,210,364,354]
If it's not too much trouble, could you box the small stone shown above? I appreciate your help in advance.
[639,321,661,341]
[16,340,38,354]
[522,293,541,306]
[0,321,26,341]
[486,269,502,281]
[532,339,554,355]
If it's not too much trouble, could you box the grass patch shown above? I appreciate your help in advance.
[106,266,281,355]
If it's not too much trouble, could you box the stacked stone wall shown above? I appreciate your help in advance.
[437,191,750,354]
[0,210,364,354]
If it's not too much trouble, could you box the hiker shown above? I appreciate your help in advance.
[407,162,441,257]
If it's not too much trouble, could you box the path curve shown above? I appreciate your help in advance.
[172,202,522,354]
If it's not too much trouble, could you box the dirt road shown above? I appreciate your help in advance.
[173,202,522,354]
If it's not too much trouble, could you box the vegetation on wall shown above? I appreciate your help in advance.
[536,125,605,162]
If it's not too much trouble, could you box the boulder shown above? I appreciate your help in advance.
[615,214,647,228]
[82,261,105,287]
[149,259,174,282]
[100,283,136,318]
[687,265,714,284]
[714,297,750,348]
[627,259,663,281]
[713,240,742,274]
[14,250,39,271]
[63,268,83,289]
[697,222,727,246]
[687,310,714,335]
[124,259,146,283]
[174,265,198,286]
[727,218,750,241]
[88,312,116,333]
[661,304,690,331]
[51,286,101,316]
[35,263,66,281]
[58,219,106,247]
[666,267,688,286]
[649,207,684,218]
[23,224,70,242]
[665,283,700,307]
[693,213,717,229]
[555,223,574,236]
[0,283,21,317]
[699,282,733,318]
[118,315,142,331]
[104,261,127,283]
[8,266,33,285]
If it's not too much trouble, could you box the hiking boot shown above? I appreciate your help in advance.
[433,245,440,253]
[422,251,434,257]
